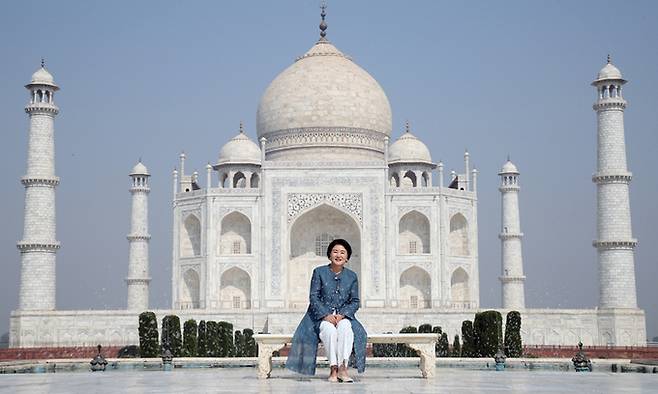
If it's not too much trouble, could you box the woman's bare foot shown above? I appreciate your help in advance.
[337,364,353,382]
[328,365,338,382]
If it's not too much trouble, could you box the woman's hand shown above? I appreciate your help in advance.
[323,314,338,326]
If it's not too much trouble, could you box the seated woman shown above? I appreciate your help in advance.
[286,239,366,382]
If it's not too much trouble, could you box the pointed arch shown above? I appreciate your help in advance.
[288,203,361,307]
[220,267,251,309]
[421,171,430,187]
[220,211,251,254]
[220,173,229,188]
[390,173,400,187]
[450,267,470,305]
[180,269,200,309]
[233,172,246,188]
[181,214,201,257]
[402,170,417,187]
[398,210,430,254]
[449,213,469,256]
[250,173,260,188]
[399,266,431,309]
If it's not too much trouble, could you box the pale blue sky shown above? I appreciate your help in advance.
[1,1,657,340]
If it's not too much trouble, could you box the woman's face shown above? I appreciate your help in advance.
[329,244,349,267]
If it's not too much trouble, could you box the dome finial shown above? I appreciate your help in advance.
[239,120,244,133]
[405,120,410,133]
[319,1,328,39]
[607,54,611,64]
[41,58,45,68]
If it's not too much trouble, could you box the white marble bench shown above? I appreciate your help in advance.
[253,333,438,379]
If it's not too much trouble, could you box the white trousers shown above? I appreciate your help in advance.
[319,319,354,367]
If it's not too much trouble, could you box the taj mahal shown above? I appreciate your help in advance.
[9,10,646,348]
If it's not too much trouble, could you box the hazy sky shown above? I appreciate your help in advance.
[1,1,656,340]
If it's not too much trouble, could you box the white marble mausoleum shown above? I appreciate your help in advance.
[9,13,646,348]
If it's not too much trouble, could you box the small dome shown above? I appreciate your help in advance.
[130,161,149,176]
[594,62,624,82]
[29,66,58,88]
[499,160,519,174]
[388,130,433,165]
[217,129,261,165]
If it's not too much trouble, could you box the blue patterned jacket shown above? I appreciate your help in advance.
[286,264,367,375]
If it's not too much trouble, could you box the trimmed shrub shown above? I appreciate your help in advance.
[138,311,159,357]
[452,334,461,357]
[438,333,449,357]
[432,326,443,357]
[206,321,221,357]
[234,330,245,357]
[399,326,417,357]
[418,323,433,333]
[243,328,256,357]
[197,320,208,356]
[183,319,198,357]
[218,321,235,357]
[504,311,523,357]
[461,320,476,357]
[473,310,503,357]
[161,315,183,357]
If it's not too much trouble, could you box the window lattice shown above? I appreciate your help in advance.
[315,233,333,256]
[409,241,418,254]
[232,241,241,254]
[233,296,241,309]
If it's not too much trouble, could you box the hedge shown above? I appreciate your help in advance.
[183,319,198,357]
[197,320,208,356]
[473,310,503,357]
[461,320,476,357]
[452,334,461,357]
[161,315,183,357]
[504,311,522,357]
[138,311,159,357]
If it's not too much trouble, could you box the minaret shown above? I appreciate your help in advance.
[17,62,61,311]
[498,159,526,309]
[592,57,637,309]
[126,161,151,310]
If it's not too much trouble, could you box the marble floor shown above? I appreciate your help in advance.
[0,367,656,393]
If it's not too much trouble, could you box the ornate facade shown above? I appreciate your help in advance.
[9,14,647,348]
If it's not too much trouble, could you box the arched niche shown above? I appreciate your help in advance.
[450,267,470,305]
[390,173,400,187]
[250,173,260,188]
[398,210,430,254]
[449,213,469,256]
[288,204,361,307]
[181,214,201,257]
[402,170,417,187]
[399,266,431,309]
[233,172,246,188]
[220,267,251,309]
[180,269,200,309]
[220,211,251,254]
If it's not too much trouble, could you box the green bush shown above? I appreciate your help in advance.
[234,330,245,357]
[183,319,197,357]
[452,334,461,357]
[243,328,256,357]
[432,326,443,357]
[197,320,208,356]
[418,323,433,333]
[399,326,417,357]
[218,321,235,357]
[138,311,159,357]
[504,311,523,357]
[161,315,183,357]
[461,320,476,357]
[473,310,503,357]
[206,321,221,357]
[438,333,449,357]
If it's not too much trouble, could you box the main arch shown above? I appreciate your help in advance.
[287,203,361,308]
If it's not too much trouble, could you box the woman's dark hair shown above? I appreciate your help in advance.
[326,239,352,260]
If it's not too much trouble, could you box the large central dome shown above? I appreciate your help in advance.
[256,38,392,161]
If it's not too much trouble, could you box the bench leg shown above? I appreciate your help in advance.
[408,343,436,378]
[257,344,284,379]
